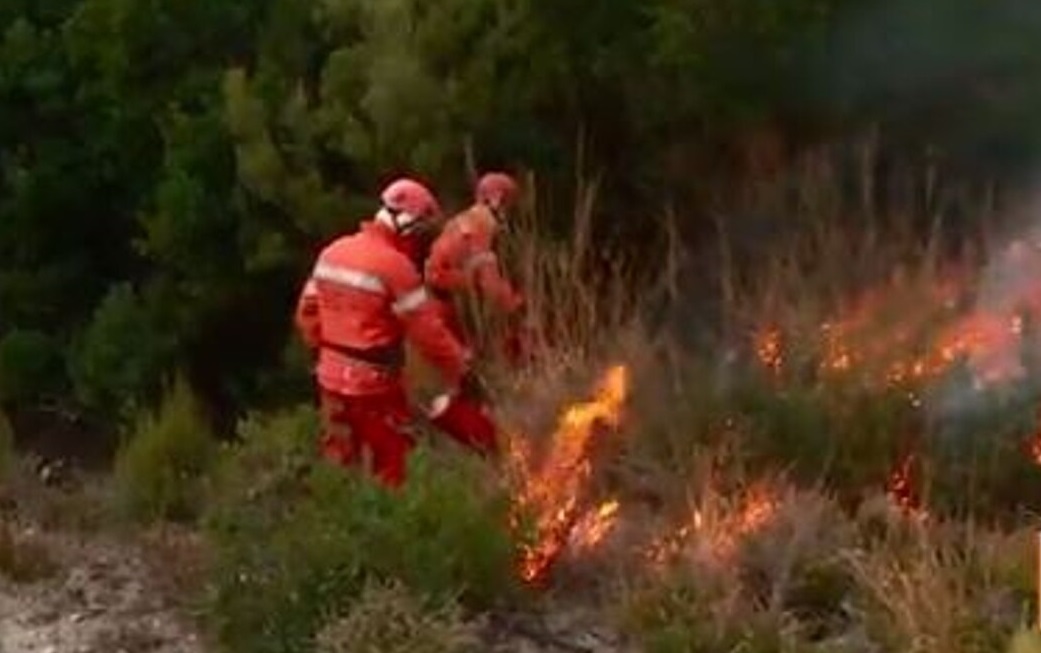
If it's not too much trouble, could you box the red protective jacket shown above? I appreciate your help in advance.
[295,220,471,396]
[425,203,524,314]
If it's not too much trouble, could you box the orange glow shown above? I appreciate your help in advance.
[568,500,621,553]
[752,256,1033,392]
[886,452,929,521]
[509,365,630,585]
[647,483,781,568]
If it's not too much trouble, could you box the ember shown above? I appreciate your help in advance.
[886,452,928,521]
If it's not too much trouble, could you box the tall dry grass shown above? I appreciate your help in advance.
[458,140,1041,651]
[183,134,1041,652]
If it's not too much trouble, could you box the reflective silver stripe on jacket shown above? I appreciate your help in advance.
[392,287,430,315]
[462,251,496,275]
[312,262,388,295]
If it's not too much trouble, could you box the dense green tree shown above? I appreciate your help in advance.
[4,0,1041,440]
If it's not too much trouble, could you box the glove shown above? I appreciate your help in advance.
[458,370,490,404]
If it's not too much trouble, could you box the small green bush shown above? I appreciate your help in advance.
[68,283,171,422]
[315,580,481,653]
[0,329,63,405]
[203,406,527,653]
[113,376,216,523]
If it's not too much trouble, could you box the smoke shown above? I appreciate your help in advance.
[923,184,1041,432]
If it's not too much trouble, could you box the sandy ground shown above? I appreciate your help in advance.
[0,456,207,653]
[0,523,205,653]
[0,459,631,653]
[0,524,623,653]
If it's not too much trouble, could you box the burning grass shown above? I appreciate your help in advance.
[28,160,1041,651]
[506,364,630,585]
[451,166,1041,652]
[617,486,1033,653]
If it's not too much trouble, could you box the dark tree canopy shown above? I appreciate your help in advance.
[3,0,1041,433]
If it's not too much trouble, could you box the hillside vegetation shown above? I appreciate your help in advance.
[6,1,1041,652]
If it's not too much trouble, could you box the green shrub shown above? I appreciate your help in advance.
[315,580,481,653]
[202,406,527,653]
[113,376,216,523]
[68,283,171,422]
[0,329,63,405]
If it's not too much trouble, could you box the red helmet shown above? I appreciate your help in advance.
[475,172,519,211]
[380,177,442,224]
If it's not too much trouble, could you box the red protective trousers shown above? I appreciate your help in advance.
[318,385,499,489]
[318,386,414,488]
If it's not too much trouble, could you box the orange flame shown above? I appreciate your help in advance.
[886,452,929,521]
[746,242,1041,512]
[569,499,621,553]
[754,327,784,377]
[647,483,781,568]
[753,270,1032,392]
[1025,406,1041,466]
[510,365,630,585]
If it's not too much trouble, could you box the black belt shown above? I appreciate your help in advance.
[321,341,404,369]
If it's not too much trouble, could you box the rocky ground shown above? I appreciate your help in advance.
[0,458,629,653]
[0,524,205,653]
[0,455,208,653]
[0,527,625,653]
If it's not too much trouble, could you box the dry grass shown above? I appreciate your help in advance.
[0,456,115,533]
[844,519,1030,653]
[137,523,212,609]
[438,149,1041,653]
[0,142,1027,651]
[314,580,482,653]
[0,519,59,583]
[610,480,1033,652]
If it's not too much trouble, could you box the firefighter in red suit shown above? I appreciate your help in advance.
[425,172,530,363]
[294,178,498,488]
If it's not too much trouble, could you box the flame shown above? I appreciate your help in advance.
[568,499,621,553]
[1025,406,1041,465]
[1031,434,1041,465]
[509,365,630,585]
[746,241,1041,511]
[750,248,1037,392]
[886,452,928,521]
[754,327,784,377]
[647,484,781,568]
